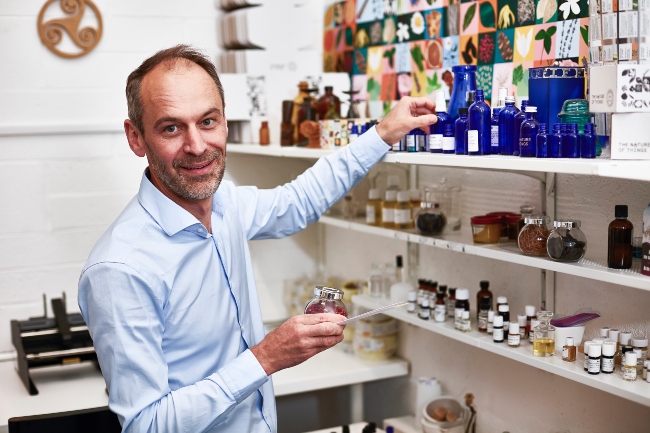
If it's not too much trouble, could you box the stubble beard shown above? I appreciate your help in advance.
[145,141,226,201]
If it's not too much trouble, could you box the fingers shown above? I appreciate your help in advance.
[298,313,347,325]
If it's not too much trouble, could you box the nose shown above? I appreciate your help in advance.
[182,125,208,156]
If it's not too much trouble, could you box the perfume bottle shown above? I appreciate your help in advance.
[498,96,519,155]
[467,89,491,155]
[533,311,555,357]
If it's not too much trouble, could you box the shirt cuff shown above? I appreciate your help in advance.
[347,125,391,169]
[215,349,268,404]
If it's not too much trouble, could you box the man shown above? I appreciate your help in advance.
[78,45,437,433]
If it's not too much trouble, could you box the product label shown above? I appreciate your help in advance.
[366,205,376,224]
[584,355,589,370]
[467,130,479,152]
[394,209,411,224]
[642,10,650,38]
[602,13,618,40]
[602,357,615,372]
[431,134,443,150]
[416,135,427,151]
[619,43,633,61]
[461,319,471,332]
[406,135,416,152]
[491,125,499,149]
[619,0,633,11]
[619,11,639,38]
[562,348,569,359]
[393,141,401,152]
[446,299,455,317]
[493,328,504,342]
[588,358,602,373]
[443,136,455,151]
[454,308,463,329]
[519,328,526,339]
[590,16,603,41]
[487,322,494,334]
[419,308,430,319]
[360,338,385,352]
[508,333,520,346]
[478,316,488,330]
[434,304,446,322]
[602,0,614,13]
[623,366,637,380]
[382,208,394,223]
[520,136,532,149]
[602,44,618,62]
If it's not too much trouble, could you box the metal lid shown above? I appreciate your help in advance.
[420,201,441,209]
[314,286,344,300]
[553,220,581,228]
[524,216,548,225]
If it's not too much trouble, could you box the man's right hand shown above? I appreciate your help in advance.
[375,96,438,145]
[250,313,345,376]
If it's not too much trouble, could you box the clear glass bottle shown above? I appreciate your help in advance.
[547,220,587,262]
[499,96,520,155]
[525,305,536,339]
[382,190,397,229]
[623,352,638,381]
[446,288,457,319]
[536,123,549,158]
[508,322,521,347]
[632,338,648,373]
[608,205,634,269]
[455,108,469,155]
[549,123,563,158]
[304,286,347,316]
[518,216,551,256]
[366,189,382,226]
[467,89,491,155]
[518,106,539,158]
[563,123,579,158]
[491,107,501,154]
[580,122,597,158]
[512,99,529,156]
[460,310,471,332]
[394,191,414,230]
[533,311,555,357]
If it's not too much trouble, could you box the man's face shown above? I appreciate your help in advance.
[136,60,227,202]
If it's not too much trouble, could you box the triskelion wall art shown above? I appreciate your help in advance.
[323,0,589,117]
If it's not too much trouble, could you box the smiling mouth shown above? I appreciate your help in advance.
[180,159,214,171]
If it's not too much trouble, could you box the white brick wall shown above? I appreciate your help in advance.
[0,0,222,353]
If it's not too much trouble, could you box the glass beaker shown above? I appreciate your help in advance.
[533,311,555,357]
[425,180,461,232]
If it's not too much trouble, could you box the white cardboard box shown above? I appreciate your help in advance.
[590,64,650,112]
[610,112,650,159]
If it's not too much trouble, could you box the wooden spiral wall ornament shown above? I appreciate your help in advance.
[37,0,103,59]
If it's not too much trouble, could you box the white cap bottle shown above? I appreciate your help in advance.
[587,344,602,375]
[493,315,504,343]
[508,322,521,347]
[623,352,638,381]
[368,188,380,200]
[602,341,616,373]
[435,89,447,113]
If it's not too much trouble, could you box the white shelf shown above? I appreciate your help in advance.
[227,144,650,182]
[272,347,408,396]
[383,415,419,433]
[353,295,650,408]
[319,216,650,292]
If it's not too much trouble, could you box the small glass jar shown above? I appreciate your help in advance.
[471,215,502,243]
[547,220,587,262]
[304,286,348,317]
[517,205,534,234]
[506,214,522,241]
[533,311,555,357]
[486,211,518,239]
[415,202,447,236]
[518,216,551,256]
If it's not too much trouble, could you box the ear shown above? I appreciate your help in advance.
[124,120,147,157]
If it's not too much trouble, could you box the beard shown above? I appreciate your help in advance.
[145,141,226,201]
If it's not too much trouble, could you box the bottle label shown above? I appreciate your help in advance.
[493,328,504,342]
[562,348,569,359]
[454,308,463,329]
[467,130,479,152]
[529,334,535,344]
[407,301,416,313]
[623,366,637,380]
[461,319,471,332]
[393,142,401,152]
[434,304,446,322]
[366,205,376,224]
[446,299,455,317]
[487,322,494,334]
[406,135,416,152]
[508,334,520,346]
[503,321,509,332]
[419,308,430,319]
[602,357,615,372]
[478,316,487,330]
[588,358,601,374]
[442,136,455,151]
[520,135,532,149]
[491,125,499,149]
[394,209,411,224]
[382,208,394,223]
[431,134,443,150]
[519,329,525,339]
[584,355,589,370]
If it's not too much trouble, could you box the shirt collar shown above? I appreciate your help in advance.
[138,168,223,237]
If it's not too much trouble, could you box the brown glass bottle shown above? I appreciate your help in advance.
[280,100,294,146]
[259,121,270,145]
[608,205,634,269]
[476,280,493,320]
[315,86,341,120]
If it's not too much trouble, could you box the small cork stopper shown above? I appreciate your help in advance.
[432,406,447,421]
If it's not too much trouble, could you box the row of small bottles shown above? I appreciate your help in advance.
[580,327,649,382]
[393,88,598,158]
[366,176,421,229]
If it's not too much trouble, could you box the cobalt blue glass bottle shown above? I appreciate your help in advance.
[559,123,568,157]
[536,123,549,158]
[467,89,491,155]
[563,123,579,158]
[448,65,477,120]
[519,106,540,158]
[406,129,418,152]
[442,123,455,154]
[430,90,451,153]
[491,107,501,154]
[512,99,528,156]
[455,108,469,155]
[549,123,562,157]
[498,96,519,155]
[580,123,597,158]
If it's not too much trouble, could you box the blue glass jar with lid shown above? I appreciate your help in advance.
[467,89,491,155]
[519,106,540,158]
[491,107,501,154]
[563,123,579,158]
[448,65,477,120]
[513,99,528,156]
[455,108,469,155]
[580,123,597,158]
[498,96,519,155]
[549,123,562,157]
[536,123,549,158]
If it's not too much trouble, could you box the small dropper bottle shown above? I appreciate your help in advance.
[587,344,602,375]
[493,316,504,343]
[487,310,495,334]
[517,315,527,339]
[623,352,638,381]
[562,337,577,362]
[508,322,521,347]
[529,319,540,344]
[602,341,616,373]
[365,189,382,226]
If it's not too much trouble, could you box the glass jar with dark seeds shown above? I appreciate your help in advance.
[547,220,587,262]
[415,202,447,236]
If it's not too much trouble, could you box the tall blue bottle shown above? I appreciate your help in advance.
[498,96,519,155]
[519,106,540,157]
[549,123,562,157]
[580,123,597,158]
[467,89,491,155]
[563,123,579,158]
[430,90,452,153]
[442,123,455,154]
[455,108,469,155]
[512,99,528,156]
[536,123,549,158]
[448,65,477,120]
[491,107,501,154]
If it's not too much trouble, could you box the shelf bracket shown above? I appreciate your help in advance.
[542,172,557,312]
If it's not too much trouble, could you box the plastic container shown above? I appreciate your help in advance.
[518,216,551,256]
[486,211,518,239]
[304,286,347,316]
[547,220,587,262]
[471,215,502,244]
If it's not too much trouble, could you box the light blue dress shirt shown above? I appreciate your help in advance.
[78,127,389,433]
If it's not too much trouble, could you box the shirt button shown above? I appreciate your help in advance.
[198,227,204,233]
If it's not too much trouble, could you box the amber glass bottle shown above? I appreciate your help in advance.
[608,205,634,269]
[475,280,493,320]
